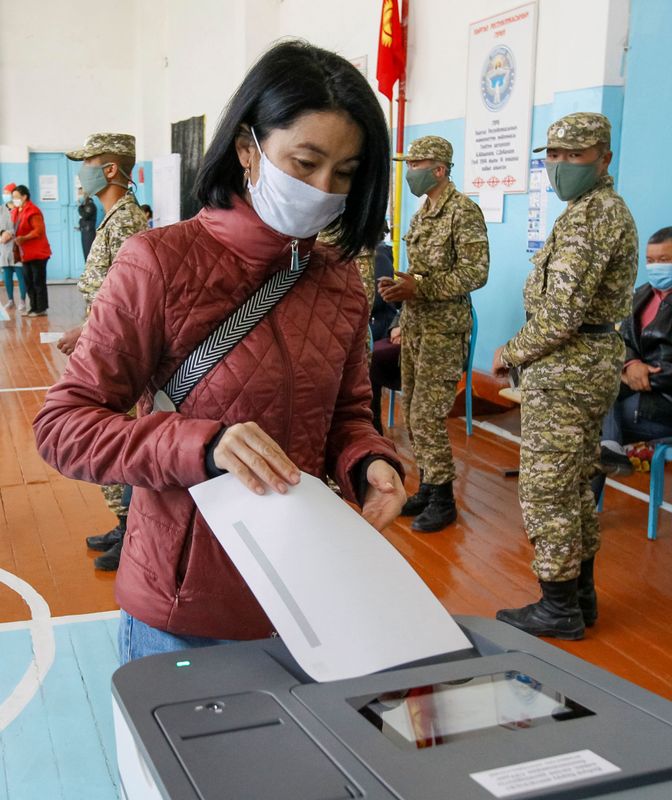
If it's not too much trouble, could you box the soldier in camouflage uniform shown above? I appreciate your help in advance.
[380,136,489,531]
[59,133,147,570]
[493,113,638,640]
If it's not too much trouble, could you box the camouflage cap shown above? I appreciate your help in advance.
[533,112,611,152]
[394,136,454,164]
[66,133,136,161]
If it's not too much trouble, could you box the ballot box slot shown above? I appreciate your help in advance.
[348,670,595,750]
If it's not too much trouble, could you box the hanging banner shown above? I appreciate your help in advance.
[464,2,538,195]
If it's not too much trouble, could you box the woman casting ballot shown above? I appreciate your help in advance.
[34,40,406,663]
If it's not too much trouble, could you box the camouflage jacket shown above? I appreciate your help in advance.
[78,192,147,314]
[403,181,489,333]
[355,249,375,308]
[501,174,638,383]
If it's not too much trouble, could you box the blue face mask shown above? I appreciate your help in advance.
[647,264,672,291]
[78,162,132,198]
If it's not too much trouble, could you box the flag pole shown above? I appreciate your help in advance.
[388,99,395,230]
[392,0,409,271]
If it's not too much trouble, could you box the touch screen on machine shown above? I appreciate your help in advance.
[349,671,594,750]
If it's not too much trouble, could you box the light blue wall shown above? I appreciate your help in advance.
[132,160,153,210]
[0,162,29,191]
[395,84,626,371]
[617,0,672,286]
[1,161,153,210]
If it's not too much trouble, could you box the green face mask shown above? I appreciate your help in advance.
[545,159,601,202]
[406,166,440,197]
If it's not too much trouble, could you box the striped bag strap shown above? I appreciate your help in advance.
[156,249,310,412]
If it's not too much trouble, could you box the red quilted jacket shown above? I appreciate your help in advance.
[34,197,402,639]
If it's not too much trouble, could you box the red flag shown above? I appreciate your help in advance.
[376,0,405,100]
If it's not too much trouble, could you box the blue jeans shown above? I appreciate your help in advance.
[2,265,26,302]
[602,392,672,445]
[117,610,234,665]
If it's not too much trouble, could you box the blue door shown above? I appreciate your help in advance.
[67,158,87,279]
[28,153,86,281]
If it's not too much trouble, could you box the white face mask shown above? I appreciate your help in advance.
[12,197,23,208]
[247,127,347,239]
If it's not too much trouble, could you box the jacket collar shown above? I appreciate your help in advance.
[17,199,38,216]
[98,191,139,230]
[568,173,614,208]
[198,195,316,269]
[421,181,456,219]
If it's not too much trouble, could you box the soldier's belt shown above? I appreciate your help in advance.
[577,322,616,334]
[527,313,615,335]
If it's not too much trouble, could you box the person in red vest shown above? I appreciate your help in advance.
[11,184,52,316]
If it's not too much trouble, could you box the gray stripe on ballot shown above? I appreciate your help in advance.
[232,521,321,648]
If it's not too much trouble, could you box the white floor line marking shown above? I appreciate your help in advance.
[0,386,52,393]
[0,609,120,633]
[0,569,55,731]
[467,417,672,514]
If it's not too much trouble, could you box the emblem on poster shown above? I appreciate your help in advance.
[481,46,516,111]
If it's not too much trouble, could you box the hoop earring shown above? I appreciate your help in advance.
[243,167,250,182]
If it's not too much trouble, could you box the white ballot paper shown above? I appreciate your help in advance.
[190,472,471,682]
[40,332,64,344]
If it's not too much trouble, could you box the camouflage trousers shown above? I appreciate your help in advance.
[101,484,128,518]
[400,318,466,484]
[519,384,619,582]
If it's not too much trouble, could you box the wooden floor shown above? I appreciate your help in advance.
[1,284,671,705]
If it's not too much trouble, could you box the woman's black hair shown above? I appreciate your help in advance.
[195,40,390,259]
[14,185,30,200]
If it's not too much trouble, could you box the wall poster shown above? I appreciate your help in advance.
[464,2,538,195]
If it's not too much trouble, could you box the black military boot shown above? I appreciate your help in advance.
[577,557,598,627]
[400,471,432,516]
[94,532,125,572]
[496,579,585,640]
[86,515,127,552]
[411,482,457,532]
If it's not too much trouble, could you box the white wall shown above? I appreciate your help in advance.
[404,0,627,124]
[0,0,629,159]
[0,0,136,151]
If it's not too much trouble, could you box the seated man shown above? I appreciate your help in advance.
[601,226,672,474]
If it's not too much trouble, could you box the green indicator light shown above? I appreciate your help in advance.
[176,660,191,668]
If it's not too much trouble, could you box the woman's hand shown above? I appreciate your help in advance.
[361,459,406,530]
[57,325,83,356]
[212,422,300,495]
